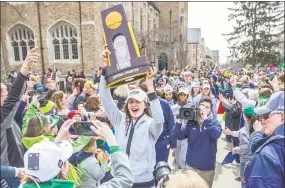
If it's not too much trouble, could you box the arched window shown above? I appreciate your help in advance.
[48,21,79,62]
[8,24,35,62]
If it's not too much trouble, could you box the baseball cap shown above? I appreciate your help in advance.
[203,84,210,89]
[254,91,284,115]
[178,87,188,95]
[39,100,54,114]
[67,110,81,119]
[163,85,173,93]
[191,82,200,88]
[126,89,147,102]
[24,140,73,182]
[84,81,96,90]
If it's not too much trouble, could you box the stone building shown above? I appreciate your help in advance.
[0,2,162,79]
[187,28,201,68]
[187,28,220,69]
[211,50,220,65]
[154,2,188,71]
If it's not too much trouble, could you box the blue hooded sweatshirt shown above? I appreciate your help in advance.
[244,124,284,188]
[171,118,222,170]
[156,99,177,148]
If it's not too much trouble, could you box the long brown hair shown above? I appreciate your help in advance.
[83,137,97,152]
[51,91,65,111]
[85,95,100,111]
[244,114,257,134]
[23,115,49,137]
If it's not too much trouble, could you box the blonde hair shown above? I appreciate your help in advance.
[114,85,130,98]
[166,170,209,188]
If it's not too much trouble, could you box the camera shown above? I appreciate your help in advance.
[153,161,171,188]
[178,106,200,121]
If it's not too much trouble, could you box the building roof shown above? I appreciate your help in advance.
[187,28,201,44]
[211,50,219,57]
[147,2,160,13]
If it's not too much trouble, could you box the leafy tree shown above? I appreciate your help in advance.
[224,2,284,66]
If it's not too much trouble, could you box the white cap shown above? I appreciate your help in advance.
[178,87,189,95]
[24,140,73,182]
[203,84,210,89]
[126,89,147,102]
[203,80,209,85]
[163,85,174,93]
[191,82,200,88]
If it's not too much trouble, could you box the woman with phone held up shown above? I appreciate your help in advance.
[99,48,164,188]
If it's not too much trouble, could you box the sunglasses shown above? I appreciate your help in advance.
[258,111,284,120]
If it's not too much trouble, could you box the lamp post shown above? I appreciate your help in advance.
[196,43,198,69]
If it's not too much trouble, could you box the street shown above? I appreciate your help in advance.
[168,114,240,188]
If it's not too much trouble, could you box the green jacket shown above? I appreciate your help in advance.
[22,103,38,134]
[21,179,74,188]
[22,135,55,149]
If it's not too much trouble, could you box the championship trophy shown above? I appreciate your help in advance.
[101,4,150,88]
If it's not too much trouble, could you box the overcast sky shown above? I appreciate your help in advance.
[188,2,234,64]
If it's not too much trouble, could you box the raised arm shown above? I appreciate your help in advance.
[233,88,256,106]
[171,120,189,140]
[1,48,38,128]
[148,94,164,140]
[203,119,222,141]
[99,76,123,129]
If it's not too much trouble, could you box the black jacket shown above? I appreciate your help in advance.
[1,72,26,167]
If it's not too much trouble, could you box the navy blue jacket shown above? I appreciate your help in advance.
[1,72,26,167]
[244,124,284,188]
[0,166,16,178]
[172,119,222,170]
[14,101,27,130]
[157,100,177,148]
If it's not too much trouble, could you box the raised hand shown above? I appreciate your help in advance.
[145,70,155,93]
[91,120,117,146]
[20,47,39,76]
[54,119,78,141]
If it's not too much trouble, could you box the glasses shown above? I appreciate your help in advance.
[258,111,284,120]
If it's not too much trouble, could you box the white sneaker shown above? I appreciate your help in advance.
[231,161,240,166]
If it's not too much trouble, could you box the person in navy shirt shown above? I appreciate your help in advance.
[172,97,222,187]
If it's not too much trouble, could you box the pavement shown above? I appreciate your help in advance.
[167,114,240,188]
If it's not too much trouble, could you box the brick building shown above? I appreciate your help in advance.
[155,2,188,70]
[1,2,188,81]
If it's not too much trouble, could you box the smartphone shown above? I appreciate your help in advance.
[78,103,84,109]
[73,121,97,136]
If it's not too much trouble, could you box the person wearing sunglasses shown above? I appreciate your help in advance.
[244,91,284,188]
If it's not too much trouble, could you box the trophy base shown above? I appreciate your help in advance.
[105,56,150,88]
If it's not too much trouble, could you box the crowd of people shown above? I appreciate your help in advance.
[1,47,284,188]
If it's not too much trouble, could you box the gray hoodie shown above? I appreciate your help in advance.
[99,76,164,184]
[232,124,252,162]
[78,156,107,187]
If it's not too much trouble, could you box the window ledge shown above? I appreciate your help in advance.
[9,61,23,65]
[49,60,80,64]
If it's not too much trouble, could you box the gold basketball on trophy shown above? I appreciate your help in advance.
[105,11,122,29]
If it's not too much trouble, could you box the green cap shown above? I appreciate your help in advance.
[243,105,256,116]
